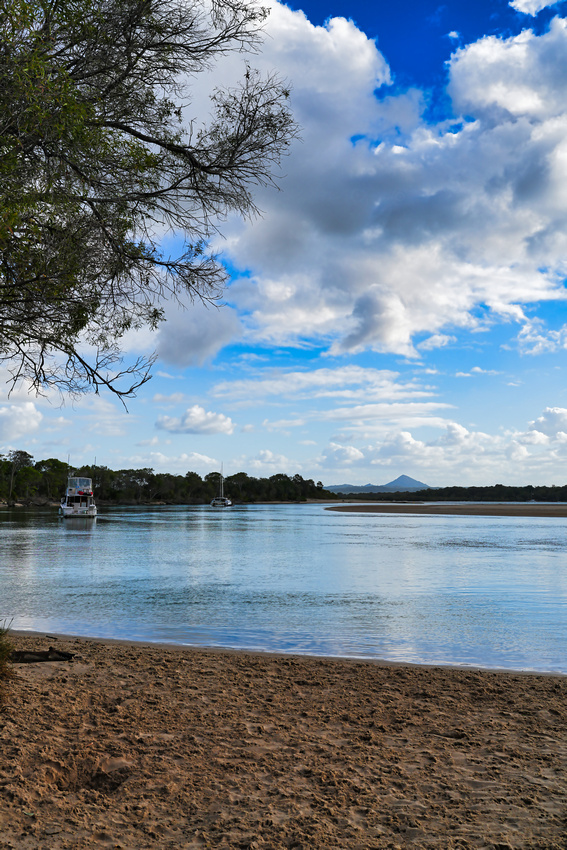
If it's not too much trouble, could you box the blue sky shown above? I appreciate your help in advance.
[4,0,567,487]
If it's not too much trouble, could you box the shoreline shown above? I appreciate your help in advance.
[4,498,567,516]
[0,499,339,509]
[9,629,566,678]
[327,501,567,517]
[1,633,565,848]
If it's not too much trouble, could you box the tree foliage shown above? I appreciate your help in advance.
[0,452,336,503]
[331,483,567,502]
[6,448,33,502]
[0,0,297,399]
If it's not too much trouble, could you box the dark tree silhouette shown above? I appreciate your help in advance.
[0,0,297,400]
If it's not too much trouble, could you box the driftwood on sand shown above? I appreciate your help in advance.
[9,647,75,664]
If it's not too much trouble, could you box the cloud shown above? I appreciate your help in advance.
[41,415,72,433]
[322,442,365,465]
[316,406,567,486]
[156,404,235,434]
[155,301,242,367]
[417,334,457,351]
[152,393,188,406]
[246,449,294,472]
[322,401,453,430]
[262,417,305,432]
[517,320,567,354]
[204,7,567,361]
[471,366,499,374]
[509,0,560,15]
[136,436,160,447]
[120,451,218,474]
[528,406,567,436]
[519,428,549,445]
[212,365,434,402]
[448,17,567,120]
[0,402,43,442]
[456,366,500,377]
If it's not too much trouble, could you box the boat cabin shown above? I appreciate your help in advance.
[66,477,94,496]
[60,476,97,517]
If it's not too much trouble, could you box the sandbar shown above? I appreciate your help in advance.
[327,501,567,517]
[1,633,565,848]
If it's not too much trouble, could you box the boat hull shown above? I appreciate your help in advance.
[60,506,97,518]
[210,498,232,508]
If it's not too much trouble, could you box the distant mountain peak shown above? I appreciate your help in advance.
[326,475,432,494]
[388,474,427,488]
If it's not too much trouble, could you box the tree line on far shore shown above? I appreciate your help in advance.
[333,483,567,503]
[0,451,334,505]
[3,450,566,505]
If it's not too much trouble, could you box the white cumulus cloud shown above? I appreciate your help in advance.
[316,405,567,486]
[246,449,294,472]
[0,403,43,442]
[528,406,567,436]
[156,405,235,435]
[205,6,567,360]
[322,442,365,465]
[509,0,560,15]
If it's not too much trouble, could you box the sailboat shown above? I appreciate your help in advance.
[210,465,232,508]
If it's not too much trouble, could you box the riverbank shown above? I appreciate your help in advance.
[0,498,338,509]
[3,499,567,515]
[1,633,565,849]
[327,501,567,517]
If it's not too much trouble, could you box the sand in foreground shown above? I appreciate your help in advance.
[1,635,566,849]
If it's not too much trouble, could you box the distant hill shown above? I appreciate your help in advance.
[326,475,432,494]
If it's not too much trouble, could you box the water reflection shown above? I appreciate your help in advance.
[62,517,98,534]
[0,504,566,672]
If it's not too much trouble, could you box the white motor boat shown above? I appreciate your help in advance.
[60,476,97,518]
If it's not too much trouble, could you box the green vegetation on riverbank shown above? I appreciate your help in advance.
[3,450,566,506]
[335,483,567,502]
[0,451,334,505]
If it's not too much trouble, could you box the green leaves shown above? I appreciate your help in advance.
[0,0,298,399]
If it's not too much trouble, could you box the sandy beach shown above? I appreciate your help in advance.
[0,634,565,849]
[327,502,567,518]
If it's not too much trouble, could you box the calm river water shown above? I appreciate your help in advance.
[0,503,566,673]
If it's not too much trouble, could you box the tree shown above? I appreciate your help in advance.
[14,465,42,499]
[0,0,297,400]
[34,456,69,498]
[7,449,33,502]
[0,455,11,500]
[184,470,204,500]
[225,470,249,499]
